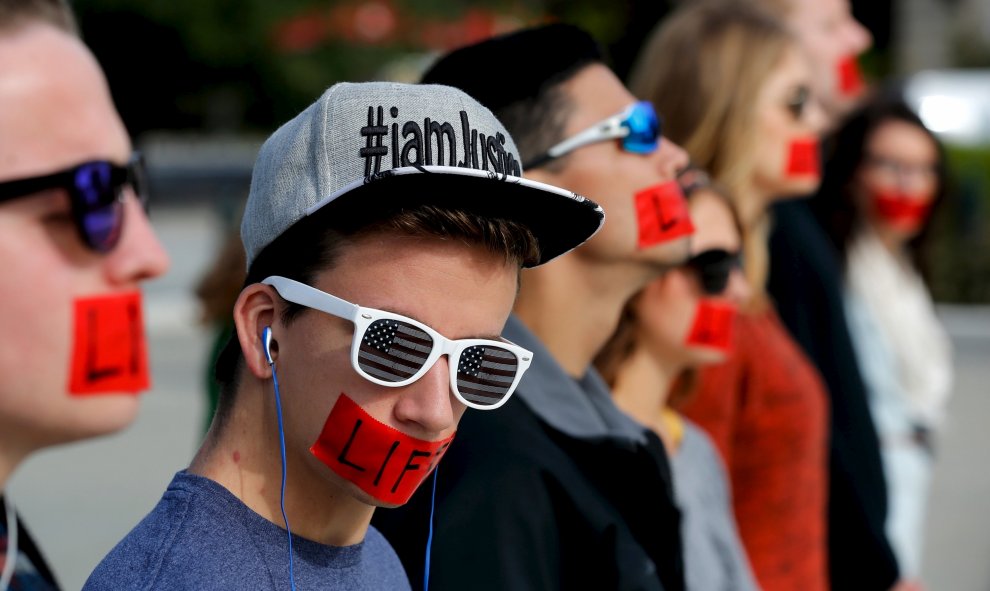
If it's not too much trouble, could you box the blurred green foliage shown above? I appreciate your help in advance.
[927,146,990,303]
[69,1,986,302]
[71,0,640,135]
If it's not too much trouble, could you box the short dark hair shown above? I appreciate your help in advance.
[421,23,604,170]
[210,196,540,430]
[0,0,77,34]
[813,97,948,284]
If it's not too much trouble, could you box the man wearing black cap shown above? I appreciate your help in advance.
[374,24,692,591]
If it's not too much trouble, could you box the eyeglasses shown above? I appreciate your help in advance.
[262,276,533,411]
[864,154,938,184]
[685,249,742,295]
[0,153,148,253]
[523,101,662,169]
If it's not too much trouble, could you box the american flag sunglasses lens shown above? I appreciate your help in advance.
[355,318,520,407]
[455,344,519,407]
[357,318,434,383]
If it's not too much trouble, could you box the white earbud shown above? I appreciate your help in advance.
[263,326,274,365]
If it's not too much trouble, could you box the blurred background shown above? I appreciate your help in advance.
[70,0,990,303]
[7,0,990,589]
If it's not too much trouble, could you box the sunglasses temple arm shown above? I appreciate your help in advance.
[262,276,360,322]
[545,120,629,160]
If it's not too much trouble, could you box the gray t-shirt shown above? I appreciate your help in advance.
[673,421,760,591]
[84,471,411,591]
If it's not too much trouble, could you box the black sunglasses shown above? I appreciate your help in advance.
[0,153,148,253]
[685,249,742,295]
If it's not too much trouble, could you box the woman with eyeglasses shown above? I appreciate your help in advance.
[628,3,831,590]
[814,98,952,582]
[595,175,758,591]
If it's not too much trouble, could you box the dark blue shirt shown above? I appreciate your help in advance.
[84,471,410,590]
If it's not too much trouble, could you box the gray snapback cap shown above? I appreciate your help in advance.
[241,81,604,268]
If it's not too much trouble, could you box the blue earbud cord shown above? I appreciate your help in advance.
[270,362,298,591]
[423,467,439,591]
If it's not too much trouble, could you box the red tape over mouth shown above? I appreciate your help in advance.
[837,55,866,97]
[872,190,932,230]
[68,291,150,396]
[785,137,821,178]
[310,394,455,505]
[635,181,695,249]
[685,300,737,354]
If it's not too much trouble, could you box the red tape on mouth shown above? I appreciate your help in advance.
[685,300,737,353]
[837,55,865,97]
[785,137,821,178]
[872,189,932,230]
[68,291,149,396]
[310,394,455,505]
[635,181,695,249]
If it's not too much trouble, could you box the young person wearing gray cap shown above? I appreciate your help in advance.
[83,81,603,590]
[374,23,692,591]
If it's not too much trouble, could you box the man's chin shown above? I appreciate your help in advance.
[323,465,422,509]
[45,394,141,446]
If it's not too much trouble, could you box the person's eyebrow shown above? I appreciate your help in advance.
[376,305,505,341]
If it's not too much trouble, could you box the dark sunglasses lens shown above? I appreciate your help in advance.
[74,162,125,252]
[357,319,434,383]
[623,102,660,154]
[690,250,740,295]
[455,345,520,407]
[81,203,124,252]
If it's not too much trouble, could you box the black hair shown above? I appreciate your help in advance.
[421,23,604,169]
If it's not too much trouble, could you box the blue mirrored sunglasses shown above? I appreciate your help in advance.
[0,153,147,253]
[524,101,662,169]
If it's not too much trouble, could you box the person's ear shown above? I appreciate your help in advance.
[233,283,278,379]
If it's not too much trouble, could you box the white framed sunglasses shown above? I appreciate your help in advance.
[523,100,662,169]
[262,276,533,410]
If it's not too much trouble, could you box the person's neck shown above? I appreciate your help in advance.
[735,182,770,229]
[869,222,908,260]
[513,254,656,378]
[190,384,373,547]
[610,344,683,450]
[0,453,17,493]
[0,429,35,492]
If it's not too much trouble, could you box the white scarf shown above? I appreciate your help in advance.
[846,227,953,427]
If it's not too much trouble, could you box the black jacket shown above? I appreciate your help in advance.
[768,199,900,590]
[373,316,684,591]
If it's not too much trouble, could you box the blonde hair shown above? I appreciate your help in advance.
[629,1,795,305]
[0,0,77,34]
[736,0,794,18]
